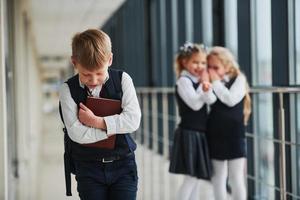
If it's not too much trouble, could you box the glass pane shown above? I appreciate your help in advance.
[256,139,276,199]
[251,0,275,198]
[201,0,213,46]
[224,0,238,56]
[252,0,272,86]
[255,94,274,138]
[296,0,300,83]
[297,94,300,196]
[295,0,300,197]
[185,0,193,42]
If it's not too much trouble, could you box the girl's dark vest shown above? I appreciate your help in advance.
[175,76,208,132]
[59,69,136,196]
[207,77,245,139]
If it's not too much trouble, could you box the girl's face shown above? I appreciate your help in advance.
[207,55,227,78]
[183,52,207,76]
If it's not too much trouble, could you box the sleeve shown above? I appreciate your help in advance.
[177,77,208,111]
[199,87,217,105]
[212,74,247,107]
[59,83,108,144]
[103,72,142,136]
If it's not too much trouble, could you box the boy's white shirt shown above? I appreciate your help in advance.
[176,70,216,111]
[211,74,247,107]
[59,71,141,144]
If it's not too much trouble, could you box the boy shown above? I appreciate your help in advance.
[59,29,141,200]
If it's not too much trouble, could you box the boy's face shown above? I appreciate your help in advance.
[72,55,113,89]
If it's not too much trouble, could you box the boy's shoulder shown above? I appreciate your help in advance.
[108,68,134,81]
[65,74,79,83]
[108,68,124,77]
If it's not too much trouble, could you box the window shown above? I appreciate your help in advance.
[224,0,238,56]
[296,0,300,84]
[295,0,300,196]
[251,0,275,199]
[201,0,213,46]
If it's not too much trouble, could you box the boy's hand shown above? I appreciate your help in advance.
[78,103,96,127]
[202,81,211,92]
[208,69,220,82]
[78,103,107,130]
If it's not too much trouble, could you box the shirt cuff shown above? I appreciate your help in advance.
[212,79,222,87]
[203,88,213,96]
[212,80,224,91]
[103,116,117,136]
[196,83,204,93]
[94,128,109,141]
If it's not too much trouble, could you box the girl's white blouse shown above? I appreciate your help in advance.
[211,74,247,107]
[176,70,216,111]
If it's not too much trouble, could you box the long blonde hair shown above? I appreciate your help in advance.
[208,46,251,125]
[174,43,206,78]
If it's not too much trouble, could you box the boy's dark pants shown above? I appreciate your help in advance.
[74,154,138,200]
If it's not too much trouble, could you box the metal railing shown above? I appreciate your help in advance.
[135,86,300,200]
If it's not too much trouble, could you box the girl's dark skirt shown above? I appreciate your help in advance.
[169,127,212,179]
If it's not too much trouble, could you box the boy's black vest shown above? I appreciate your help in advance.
[207,76,245,139]
[175,76,208,131]
[59,69,136,196]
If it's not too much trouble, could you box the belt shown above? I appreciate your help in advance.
[101,152,133,163]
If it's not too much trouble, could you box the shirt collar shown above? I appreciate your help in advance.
[181,70,199,83]
[223,74,230,83]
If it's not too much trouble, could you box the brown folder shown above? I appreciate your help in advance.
[81,96,122,149]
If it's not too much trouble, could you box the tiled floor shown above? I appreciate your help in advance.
[135,145,215,200]
[37,111,79,200]
[36,111,217,200]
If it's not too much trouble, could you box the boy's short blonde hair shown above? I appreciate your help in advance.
[72,29,112,70]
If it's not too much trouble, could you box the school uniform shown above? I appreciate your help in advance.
[169,70,216,179]
[207,74,248,200]
[207,74,247,160]
[59,69,141,200]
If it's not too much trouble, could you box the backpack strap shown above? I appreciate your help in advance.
[59,75,90,196]
[59,99,73,196]
[110,69,123,95]
[113,70,137,152]
[104,69,136,152]
[100,69,123,99]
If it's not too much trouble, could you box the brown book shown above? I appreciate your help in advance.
[81,96,122,149]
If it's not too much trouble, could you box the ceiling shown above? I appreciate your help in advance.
[28,0,125,70]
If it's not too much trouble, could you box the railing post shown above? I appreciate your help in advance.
[151,92,158,153]
[143,94,149,148]
[278,92,286,200]
[136,93,142,143]
[162,93,169,159]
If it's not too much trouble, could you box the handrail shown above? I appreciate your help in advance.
[136,87,174,94]
[136,86,300,94]
[250,86,300,93]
